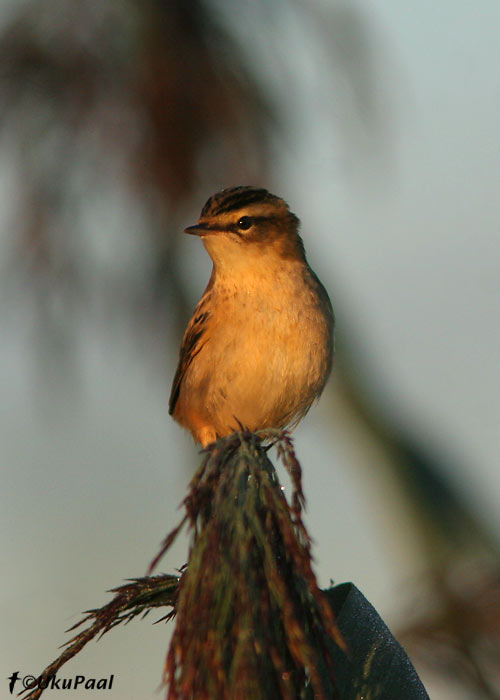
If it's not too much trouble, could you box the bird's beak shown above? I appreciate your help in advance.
[184,223,219,236]
[184,224,206,236]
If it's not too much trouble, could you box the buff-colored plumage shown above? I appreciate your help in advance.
[169,186,334,447]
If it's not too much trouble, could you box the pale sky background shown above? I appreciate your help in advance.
[1,1,499,699]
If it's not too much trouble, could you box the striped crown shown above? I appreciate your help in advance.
[200,186,290,219]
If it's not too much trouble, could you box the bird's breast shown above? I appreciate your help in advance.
[174,262,333,437]
[196,268,332,425]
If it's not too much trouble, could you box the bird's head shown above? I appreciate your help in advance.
[184,186,306,271]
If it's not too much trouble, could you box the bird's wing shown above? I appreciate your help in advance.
[169,308,210,416]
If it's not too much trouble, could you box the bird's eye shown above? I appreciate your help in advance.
[237,216,253,230]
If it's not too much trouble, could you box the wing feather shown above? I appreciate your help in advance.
[168,308,210,415]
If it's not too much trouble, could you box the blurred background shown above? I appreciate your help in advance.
[1,1,499,698]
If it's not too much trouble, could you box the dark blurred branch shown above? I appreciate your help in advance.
[0,0,275,336]
[335,345,500,561]
[400,567,500,698]
[333,339,500,698]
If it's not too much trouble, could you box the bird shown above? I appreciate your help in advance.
[169,186,334,447]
